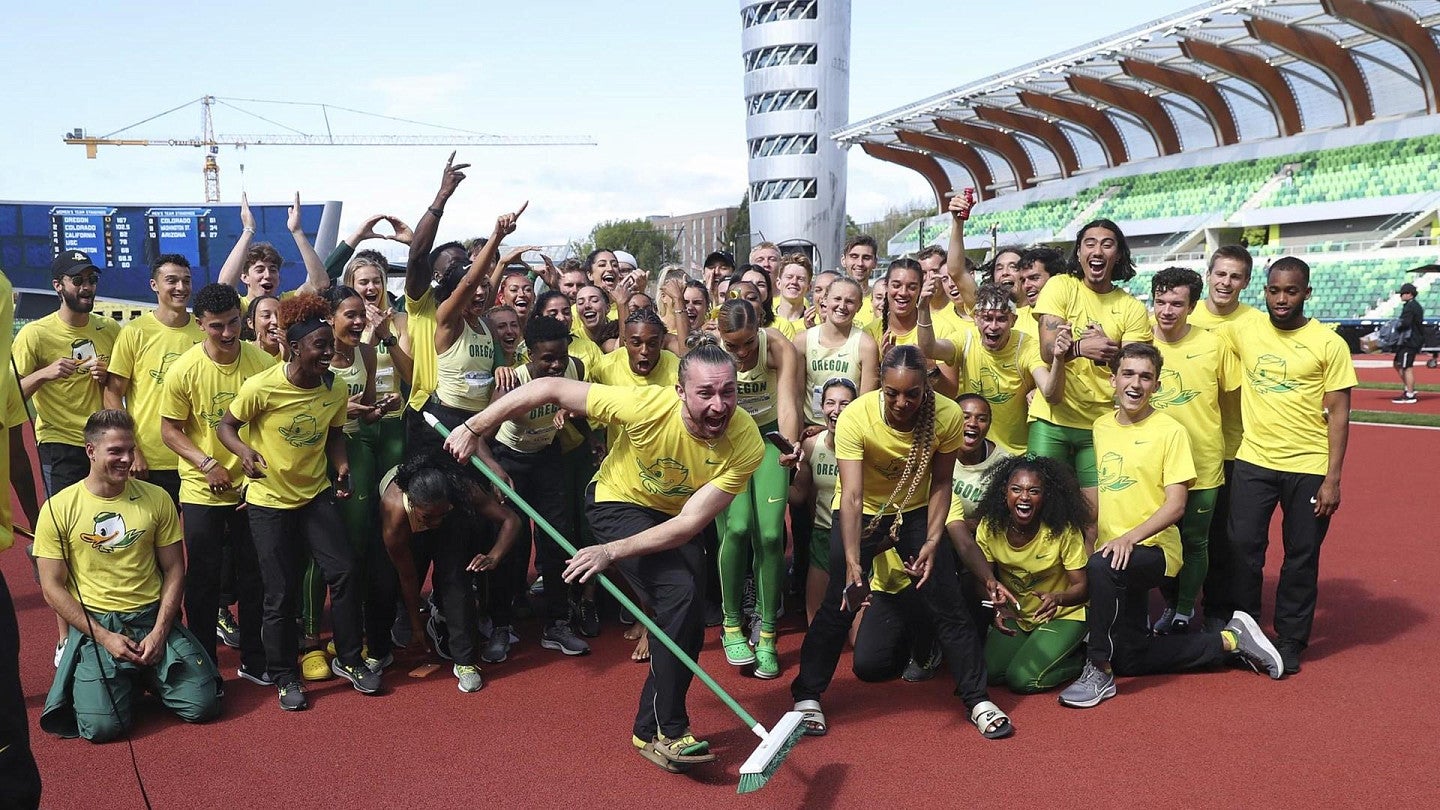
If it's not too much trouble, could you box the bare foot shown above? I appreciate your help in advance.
[631,631,650,663]
[624,622,643,641]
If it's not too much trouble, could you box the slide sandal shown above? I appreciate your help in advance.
[970,700,1014,740]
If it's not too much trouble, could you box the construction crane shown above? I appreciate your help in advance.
[64,95,596,202]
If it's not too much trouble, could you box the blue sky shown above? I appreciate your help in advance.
[0,0,1189,248]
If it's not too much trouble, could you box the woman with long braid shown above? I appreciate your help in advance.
[712,299,802,679]
[864,259,960,397]
[789,345,1009,739]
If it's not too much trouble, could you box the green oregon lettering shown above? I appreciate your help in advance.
[468,343,493,359]
[815,461,839,478]
[810,358,851,373]
[737,380,768,395]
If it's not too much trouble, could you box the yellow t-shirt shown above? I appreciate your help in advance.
[569,332,604,376]
[108,312,205,470]
[227,363,348,508]
[1093,410,1195,576]
[974,520,1088,631]
[1189,302,1262,460]
[0,270,25,552]
[586,384,764,516]
[772,316,801,340]
[833,391,966,515]
[935,327,1045,455]
[404,290,438,412]
[12,313,118,446]
[931,302,968,337]
[1013,306,1040,340]
[160,342,277,507]
[1031,275,1153,429]
[1222,316,1357,476]
[32,478,181,614]
[1151,326,1240,490]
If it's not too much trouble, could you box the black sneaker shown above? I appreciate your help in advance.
[236,665,272,686]
[1275,639,1303,676]
[1391,393,1419,404]
[216,606,241,649]
[481,626,513,663]
[540,620,591,656]
[704,602,722,628]
[277,680,308,711]
[573,598,601,638]
[426,613,454,661]
[902,641,942,683]
[529,576,546,597]
[391,612,412,649]
[331,658,383,694]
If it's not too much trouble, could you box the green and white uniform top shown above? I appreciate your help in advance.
[808,431,839,532]
[495,359,582,454]
[329,350,367,436]
[435,318,498,412]
[735,329,779,426]
[802,324,863,425]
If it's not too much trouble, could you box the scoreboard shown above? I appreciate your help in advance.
[1,200,342,303]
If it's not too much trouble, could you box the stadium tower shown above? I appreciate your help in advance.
[739,0,850,269]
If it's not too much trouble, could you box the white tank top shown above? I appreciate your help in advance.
[803,325,863,425]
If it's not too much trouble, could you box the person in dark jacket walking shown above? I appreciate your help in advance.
[1393,283,1424,404]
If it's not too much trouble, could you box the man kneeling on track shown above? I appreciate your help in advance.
[36,410,220,742]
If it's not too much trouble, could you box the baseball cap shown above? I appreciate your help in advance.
[703,250,736,270]
[51,250,100,278]
[613,250,638,269]
[1399,282,1418,296]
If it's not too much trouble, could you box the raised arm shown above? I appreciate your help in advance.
[288,192,330,295]
[946,193,977,313]
[435,206,525,352]
[218,193,257,289]
[914,306,956,364]
[443,376,594,463]
[406,153,470,301]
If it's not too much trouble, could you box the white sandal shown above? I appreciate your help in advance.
[970,700,1013,739]
[794,699,828,737]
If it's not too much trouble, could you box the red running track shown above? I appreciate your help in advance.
[6,422,1438,807]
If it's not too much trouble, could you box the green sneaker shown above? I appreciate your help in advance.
[721,628,755,666]
[753,634,779,680]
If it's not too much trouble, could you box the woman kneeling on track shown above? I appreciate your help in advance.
[788,345,1011,740]
[954,454,1089,693]
[380,451,519,693]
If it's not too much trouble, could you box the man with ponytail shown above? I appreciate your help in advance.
[444,335,763,772]
[789,345,1010,740]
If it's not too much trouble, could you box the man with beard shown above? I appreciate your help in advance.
[1213,257,1355,676]
[445,339,762,772]
[104,254,204,504]
[1013,247,1062,340]
[842,235,880,325]
[16,251,118,496]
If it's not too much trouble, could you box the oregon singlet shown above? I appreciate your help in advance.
[496,359,582,453]
[330,349,367,435]
[809,431,839,532]
[435,318,497,412]
[803,325,863,425]
[736,329,778,426]
[373,340,402,421]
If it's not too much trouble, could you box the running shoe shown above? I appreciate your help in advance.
[481,626,513,663]
[1058,661,1116,708]
[540,620,591,656]
[216,606,241,649]
[1276,639,1303,676]
[901,640,942,683]
[365,652,394,673]
[53,638,65,668]
[1152,607,1177,635]
[331,658,382,695]
[277,680,308,712]
[573,598,601,638]
[529,576,546,597]
[426,613,453,661]
[1391,393,1418,404]
[1224,612,1283,679]
[454,664,484,693]
[236,665,272,686]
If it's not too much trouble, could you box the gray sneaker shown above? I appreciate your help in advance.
[277,680,308,711]
[481,626,513,663]
[540,620,591,656]
[453,664,484,693]
[331,658,383,694]
[365,652,394,673]
[1225,611,1284,679]
[901,641,942,683]
[1058,661,1116,708]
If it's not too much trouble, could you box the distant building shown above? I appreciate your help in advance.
[649,207,739,271]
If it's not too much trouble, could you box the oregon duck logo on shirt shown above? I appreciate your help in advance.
[972,367,1015,405]
[70,338,97,372]
[81,512,145,554]
[201,391,237,428]
[149,352,183,384]
[1151,368,1198,409]
[1247,354,1300,394]
[279,413,323,447]
[1098,451,1137,492]
[638,457,694,497]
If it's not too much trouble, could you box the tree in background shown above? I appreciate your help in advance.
[724,192,751,261]
[572,218,677,271]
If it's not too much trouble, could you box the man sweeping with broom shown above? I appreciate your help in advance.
[444,335,768,773]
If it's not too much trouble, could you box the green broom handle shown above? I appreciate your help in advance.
[427,416,764,733]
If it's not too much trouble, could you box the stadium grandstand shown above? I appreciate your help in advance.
[835,0,1440,336]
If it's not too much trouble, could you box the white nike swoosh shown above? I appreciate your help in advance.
[767,496,784,504]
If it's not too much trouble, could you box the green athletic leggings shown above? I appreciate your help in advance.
[1171,487,1217,616]
[985,618,1086,693]
[302,427,380,638]
[1027,419,1098,488]
[717,435,787,633]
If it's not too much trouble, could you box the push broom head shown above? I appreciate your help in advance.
[736,711,805,794]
